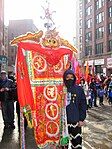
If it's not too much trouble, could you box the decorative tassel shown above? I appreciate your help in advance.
[23,105,33,128]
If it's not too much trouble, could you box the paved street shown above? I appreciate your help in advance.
[0,100,112,149]
[83,101,112,149]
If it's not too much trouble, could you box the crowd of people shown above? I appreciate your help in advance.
[0,69,112,149]
[79,74,112,108]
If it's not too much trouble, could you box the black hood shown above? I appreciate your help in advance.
[63,69,76,87]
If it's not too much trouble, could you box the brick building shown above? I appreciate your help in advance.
[8,19,38,71]
[78,0,112,76]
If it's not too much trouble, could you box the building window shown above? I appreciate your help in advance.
[109,23,112,34]
[96,12,104,24]
[79,19,82,26]
[95,65,103,74]
[79,28,82,34]
[96,43,103,54]
[80,0,82,2]
[86,19,92,28]
[109,40,112,51]
[86,0,91,3]
[80,44,82,51]
[96,27,104,39]
[85,46,92,56]
[11,48,14,53]
[86,6,92,16]
[96,0,104,10]
[79,11,82,17]
[85,32,92,42]
[79,3,82,10]
[109,7,112,17]
[11,57,14,61]
[11,33,14,38]
[80,36,82,43]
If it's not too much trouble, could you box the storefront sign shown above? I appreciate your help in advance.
[84,60,94,66]
[107,58,112,68]
[0,55,8,71]
[95,59,104,65]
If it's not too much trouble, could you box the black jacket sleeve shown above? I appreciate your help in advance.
[79,87,87,121]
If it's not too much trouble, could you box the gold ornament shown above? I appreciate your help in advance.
[10,30,43,45]
[10,29,77,53]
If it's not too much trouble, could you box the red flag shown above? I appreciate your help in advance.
[16,47,34,110]
[75,63,81,84]
[85,61,89,82]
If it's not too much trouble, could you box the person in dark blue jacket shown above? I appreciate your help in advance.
[0,71,16,129]
[108,82,112,105]
[98,85,105,106]
[63,69,87,149]
[89,78,98,107]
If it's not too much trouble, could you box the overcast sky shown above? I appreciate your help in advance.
[4,0,77,43]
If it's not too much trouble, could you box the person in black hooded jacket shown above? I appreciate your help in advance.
[63,69,87,149]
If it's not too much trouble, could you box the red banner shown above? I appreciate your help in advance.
[16,42,72,147]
